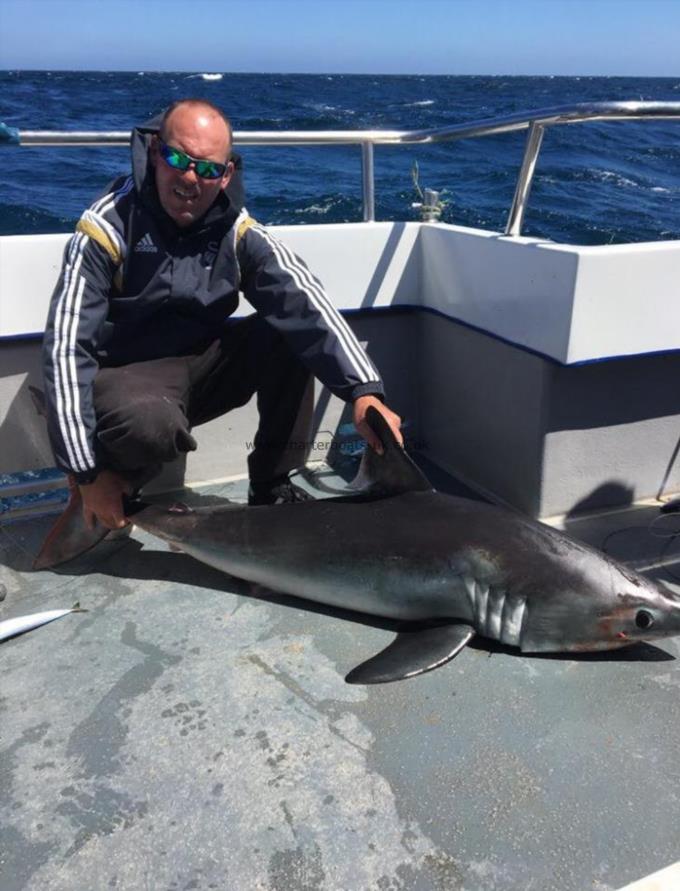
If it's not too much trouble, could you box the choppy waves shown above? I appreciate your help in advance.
[0,202,76,234]
[1,71,680,243]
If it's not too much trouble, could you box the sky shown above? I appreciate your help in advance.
[0,0,678,77]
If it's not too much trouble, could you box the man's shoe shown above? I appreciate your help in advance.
[248,475,313,506]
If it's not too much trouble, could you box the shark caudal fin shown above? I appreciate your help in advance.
[346,622,475,684]
[349,406,433,497]
[33,478,110,570]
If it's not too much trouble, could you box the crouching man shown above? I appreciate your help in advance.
[36,98,401,566]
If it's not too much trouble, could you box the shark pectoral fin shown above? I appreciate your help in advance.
[345,622,475,685]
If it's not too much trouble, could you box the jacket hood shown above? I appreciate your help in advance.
[131,110,245,233]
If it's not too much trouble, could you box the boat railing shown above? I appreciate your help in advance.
[2,101,680,236]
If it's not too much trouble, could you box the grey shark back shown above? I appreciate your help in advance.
[131,408,680,683]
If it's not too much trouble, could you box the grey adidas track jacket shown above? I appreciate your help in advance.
[42,115,384,483]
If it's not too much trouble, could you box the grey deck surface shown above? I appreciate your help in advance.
[1,470,680,891]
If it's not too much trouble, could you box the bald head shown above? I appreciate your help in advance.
[160,100,233,162]
[159,99,233,149]
[151,99,235,227]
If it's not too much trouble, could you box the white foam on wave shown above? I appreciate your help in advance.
[390,99,435,109]
[294,196,343,216]
[186,73,223,81]
[305,102,355,116]
[592,169,639,188]
[297,205,329,215]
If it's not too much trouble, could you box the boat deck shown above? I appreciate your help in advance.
[1,466,680,891]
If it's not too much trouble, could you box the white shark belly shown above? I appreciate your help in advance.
[179,539,476,623]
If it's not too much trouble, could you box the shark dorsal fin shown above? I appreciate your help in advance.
[349,406,433,496]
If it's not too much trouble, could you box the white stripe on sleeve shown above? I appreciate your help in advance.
[51,177,133,472]
[251,225,379,384]
[51,233,95,472]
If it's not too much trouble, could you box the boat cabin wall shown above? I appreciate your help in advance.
[1,222,679,518]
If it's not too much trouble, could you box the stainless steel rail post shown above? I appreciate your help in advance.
[505,122,545,237]
[361,141,375,222]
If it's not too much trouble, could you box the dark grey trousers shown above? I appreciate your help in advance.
[92,315,312,488]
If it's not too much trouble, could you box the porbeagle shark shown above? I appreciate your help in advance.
[126,408,680,683]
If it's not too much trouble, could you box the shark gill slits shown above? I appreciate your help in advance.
[635,609,654,630]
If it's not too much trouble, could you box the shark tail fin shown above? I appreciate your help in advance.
[350,406,433,497]
[33,477,110,570]
[345,622,474,684]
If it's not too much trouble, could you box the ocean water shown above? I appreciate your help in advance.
[1,70,679,244]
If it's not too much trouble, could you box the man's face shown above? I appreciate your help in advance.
[150,106,233,228]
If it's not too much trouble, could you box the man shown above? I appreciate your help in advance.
[38,98,401,560]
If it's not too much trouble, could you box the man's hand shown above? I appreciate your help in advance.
[80,470,132,531]
[353,395,403,455]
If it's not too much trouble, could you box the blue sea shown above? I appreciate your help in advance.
[1,70,679,244]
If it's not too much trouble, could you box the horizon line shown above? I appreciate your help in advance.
[1,68,679,80]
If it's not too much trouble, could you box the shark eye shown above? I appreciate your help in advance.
[635,609,654,630]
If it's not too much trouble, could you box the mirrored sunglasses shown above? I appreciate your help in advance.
[158,139,229,180]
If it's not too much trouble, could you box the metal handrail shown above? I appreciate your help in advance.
[3,101,680,233]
